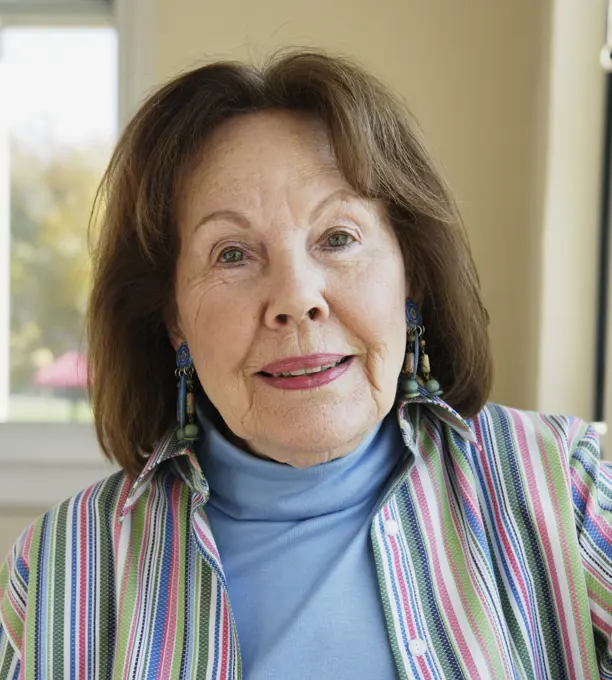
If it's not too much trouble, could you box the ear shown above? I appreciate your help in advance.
[164,302,185,352]
[405,278,424,310]
[167,328,184,352]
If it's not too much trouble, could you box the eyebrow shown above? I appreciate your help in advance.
[309,188,362,222]
[193,187,362,233]
[194,209,251,232]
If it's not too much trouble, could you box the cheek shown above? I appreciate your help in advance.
[177,282,254,380]
[349,256,406,344]
[204,311,248,371]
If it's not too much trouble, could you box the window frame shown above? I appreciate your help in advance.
[0,0,154,505]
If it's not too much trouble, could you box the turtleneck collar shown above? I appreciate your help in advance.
[194,400,405,522]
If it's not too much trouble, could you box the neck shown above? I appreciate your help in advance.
[194,411,403,522]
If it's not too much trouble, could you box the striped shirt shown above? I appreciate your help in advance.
[1,391,612,679]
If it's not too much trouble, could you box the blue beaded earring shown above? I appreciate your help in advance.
[398,300,443,399]
[176,341,199,444]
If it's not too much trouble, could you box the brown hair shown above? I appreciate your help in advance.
[88,49,492,477]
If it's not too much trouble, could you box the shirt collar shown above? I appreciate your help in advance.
[118,427,199,522]
[119,385,475,522]
[399,385,476,444]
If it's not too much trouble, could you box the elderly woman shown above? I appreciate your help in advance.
[0,50,611,680]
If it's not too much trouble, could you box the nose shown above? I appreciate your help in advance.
[263,256,330,329]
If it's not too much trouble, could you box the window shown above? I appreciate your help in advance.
[0,0,153,506]
[0,25,117,423]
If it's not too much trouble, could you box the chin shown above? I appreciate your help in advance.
[251,403,379,465]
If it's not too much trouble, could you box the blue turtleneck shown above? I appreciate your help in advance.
[195,405,403,679]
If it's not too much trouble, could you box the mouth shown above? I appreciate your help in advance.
[258,355,354,390]
[259,355,351,378]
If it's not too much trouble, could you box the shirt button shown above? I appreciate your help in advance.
[409,638,427,656]
[384,519,399,536]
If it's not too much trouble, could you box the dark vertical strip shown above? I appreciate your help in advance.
[595,73,612,422]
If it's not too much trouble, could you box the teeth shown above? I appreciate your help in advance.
[271,359,343,378]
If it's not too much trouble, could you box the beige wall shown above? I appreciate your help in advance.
[155,0,563,411]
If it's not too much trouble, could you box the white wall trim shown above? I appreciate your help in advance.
[115,0,156,128]
[0,51,9,424]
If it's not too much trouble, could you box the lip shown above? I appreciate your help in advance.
[259,353,348,375]
[259,356,354,391]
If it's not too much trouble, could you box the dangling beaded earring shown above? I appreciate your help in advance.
[398,300,443,400]
[176,341,199,444]
[417,326,443,398]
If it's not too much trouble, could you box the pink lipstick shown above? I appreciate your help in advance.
[259,354,353,390]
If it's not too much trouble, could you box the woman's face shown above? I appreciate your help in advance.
[173,110,407,467]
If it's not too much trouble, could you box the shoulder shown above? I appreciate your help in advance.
[2,458,190,578]
[471,402,598,465]
[3,467,132,565]
[0,469,131,651]
[1,455,195,600]
[35,467,132,542]
[1,460,193,662]
[461,404,610,552]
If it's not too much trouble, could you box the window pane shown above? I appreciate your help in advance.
[0,26,117,422]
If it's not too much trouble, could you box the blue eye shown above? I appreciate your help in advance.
[219,248,245,264]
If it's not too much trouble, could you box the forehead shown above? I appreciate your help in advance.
[180,110,346,207]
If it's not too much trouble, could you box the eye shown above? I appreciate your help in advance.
[218,247,246,264]
[324,231,355,249]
